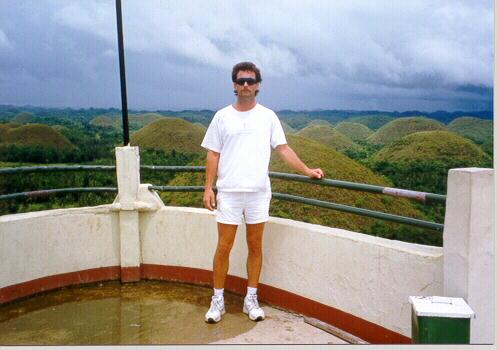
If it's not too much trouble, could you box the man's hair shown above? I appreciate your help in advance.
[231,62,262,83]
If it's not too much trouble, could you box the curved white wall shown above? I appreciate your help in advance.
[0,204,443,338]
[0,205,120,289]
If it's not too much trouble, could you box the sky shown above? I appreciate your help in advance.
[0,0,493,112]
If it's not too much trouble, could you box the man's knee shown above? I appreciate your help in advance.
[217,236,235,255]
[247,239,263,256]
[216,223,237,254]
[216,238,235,256]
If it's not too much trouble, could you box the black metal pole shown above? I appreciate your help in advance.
[115,0,129,145]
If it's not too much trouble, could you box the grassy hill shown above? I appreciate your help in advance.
[370,131,491,196]
[130,118,206,153]
[372,131,490,164]
[11,112,36,124]
[347,114,395,130]
[160,134,436,244]
[193,122,207,131]
[448,117,493,144]
[280,114,313,130]
[307,119,334,127]
[0,123,74,150]
[368,117,447,145]
[91,113,166,131]
[280,120,295,134]
[297,124,362,152]
[90,115,116,128]
[334,122,374,141]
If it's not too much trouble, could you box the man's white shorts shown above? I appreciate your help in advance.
[215,191,272,225]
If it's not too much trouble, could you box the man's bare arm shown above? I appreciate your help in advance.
[275,144,324,179]
[203,150,220,211]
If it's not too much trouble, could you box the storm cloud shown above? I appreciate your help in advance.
[0,0,493,111]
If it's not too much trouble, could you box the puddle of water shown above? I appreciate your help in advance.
[0,281,256,345]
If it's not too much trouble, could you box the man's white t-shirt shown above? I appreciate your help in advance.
[201,103,287,192]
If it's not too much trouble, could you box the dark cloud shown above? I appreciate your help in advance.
[0,0,492,111]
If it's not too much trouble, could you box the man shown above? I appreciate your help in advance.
[201,61,324,323]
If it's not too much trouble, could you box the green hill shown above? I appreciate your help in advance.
[372,131,490,164]
[280,120,295,134]
[0,123,74,150]
[0,123,20,132]
[307,119,333,127]
[347,115,395,130]
[160,134,433,243]
[130,118,206,153]
[91,113,166,131]
[193,122,207,131]
[281,115,313,130]
[370,131,491,195]
[368,117,447,145]
[90,115,116,128]
[297,124,362,152]
[448,117,493,144]
[334,122,374,141]
[11,112,36,124]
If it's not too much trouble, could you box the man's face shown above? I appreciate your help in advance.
[234,70,259,98]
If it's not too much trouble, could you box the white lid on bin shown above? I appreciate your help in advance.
[409,296,475,318]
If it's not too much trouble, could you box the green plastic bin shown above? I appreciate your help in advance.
[409,296,475,344]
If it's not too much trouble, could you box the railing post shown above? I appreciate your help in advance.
[115,146,141,282]
[443,168,494,344]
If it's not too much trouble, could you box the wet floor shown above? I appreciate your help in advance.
[0,280,346,345]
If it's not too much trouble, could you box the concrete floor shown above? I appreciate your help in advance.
[0,280,347,345]
[209,306,347,344]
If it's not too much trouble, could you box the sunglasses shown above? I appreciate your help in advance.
[235,77,258,86]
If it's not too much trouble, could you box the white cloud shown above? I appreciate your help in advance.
[52,1,115,42]
[0,29,11,50]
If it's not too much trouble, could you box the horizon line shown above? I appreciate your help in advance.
[0,103,493,115]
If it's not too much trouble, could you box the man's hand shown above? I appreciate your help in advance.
[275,144,325,180]
[203,187,216,211]
[306,168,325,179]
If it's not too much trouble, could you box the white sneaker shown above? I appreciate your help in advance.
[205,295,225,323]
[243,294,265,321]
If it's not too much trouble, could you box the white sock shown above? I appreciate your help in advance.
[247,287,257,296]
[213,288,224,297]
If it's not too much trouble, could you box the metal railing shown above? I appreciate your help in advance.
[0,165,446,231]
[0,187,117,200]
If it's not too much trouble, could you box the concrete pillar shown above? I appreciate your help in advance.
[443,168,494,344]
[115,146,142,282]
[116,146,141,210]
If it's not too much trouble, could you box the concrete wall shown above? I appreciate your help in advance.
[140,206,443,337]
[0,205,120,288]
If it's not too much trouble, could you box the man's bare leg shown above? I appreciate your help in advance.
[246,222,265,288]
[243,222,266,321]
[213,223,238,289]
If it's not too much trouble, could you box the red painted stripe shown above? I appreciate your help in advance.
[121,266,141,282]
[0,264,411,344]
[0,266,120,304]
